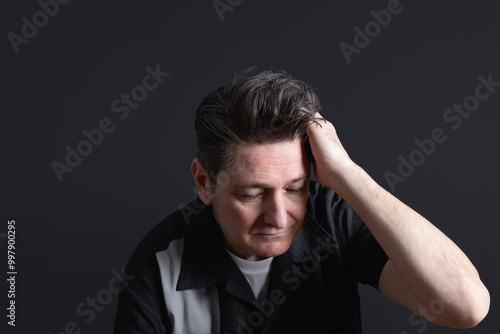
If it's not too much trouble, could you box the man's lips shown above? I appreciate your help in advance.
[253,224,296,236]
[253,231,286,236]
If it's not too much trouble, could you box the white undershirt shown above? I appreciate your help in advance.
[226,249,273,302]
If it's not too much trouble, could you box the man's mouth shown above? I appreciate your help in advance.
[254,231,286,236]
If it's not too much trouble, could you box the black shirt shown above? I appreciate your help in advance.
[114,180,389,333]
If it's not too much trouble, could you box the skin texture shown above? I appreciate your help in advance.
[305,113,490,329]
[192,140,310,261]
[192,112,490,329]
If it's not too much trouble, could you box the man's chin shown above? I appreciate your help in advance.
[255,240,292,259]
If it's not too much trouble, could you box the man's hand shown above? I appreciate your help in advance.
[306,112,490,329]
[306,113,354,189]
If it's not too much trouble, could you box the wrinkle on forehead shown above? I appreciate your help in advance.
[230,140,310,187]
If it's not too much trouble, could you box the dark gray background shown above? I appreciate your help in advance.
[1,0,499,333]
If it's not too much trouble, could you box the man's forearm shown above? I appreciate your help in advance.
[325,162,490,326]
[306,114,489,327]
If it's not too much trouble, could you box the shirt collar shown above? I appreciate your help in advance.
[176,198,335,292]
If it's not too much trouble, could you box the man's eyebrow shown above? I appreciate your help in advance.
[236,176,308,189]
[288,176,308,184]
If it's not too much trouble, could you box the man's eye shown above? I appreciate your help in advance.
[287,187,304,194]
[240,193,262,201]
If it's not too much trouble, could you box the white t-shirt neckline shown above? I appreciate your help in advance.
[225,249,273,301]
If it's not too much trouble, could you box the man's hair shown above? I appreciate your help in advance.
[195,69,322,190]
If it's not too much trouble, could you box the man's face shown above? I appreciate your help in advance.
[211,140,310,261]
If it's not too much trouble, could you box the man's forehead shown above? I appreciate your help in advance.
[233,175,309,190]
[235,140,305,159]
[223,140,310,184]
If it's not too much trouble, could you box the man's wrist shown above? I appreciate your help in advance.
[324,161,374,200]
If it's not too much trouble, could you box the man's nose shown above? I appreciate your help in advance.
[263,193,287,229]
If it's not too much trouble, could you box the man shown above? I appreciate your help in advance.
[114,70,489,333]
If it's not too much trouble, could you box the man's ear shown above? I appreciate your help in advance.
[191,158,212,205]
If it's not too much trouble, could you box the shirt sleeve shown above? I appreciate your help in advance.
[348,210,388,289]
[309,180,389,290]
[333,196,389,290]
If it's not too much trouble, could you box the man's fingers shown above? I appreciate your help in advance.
[311,112,326,124]
[306,112,327,136]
